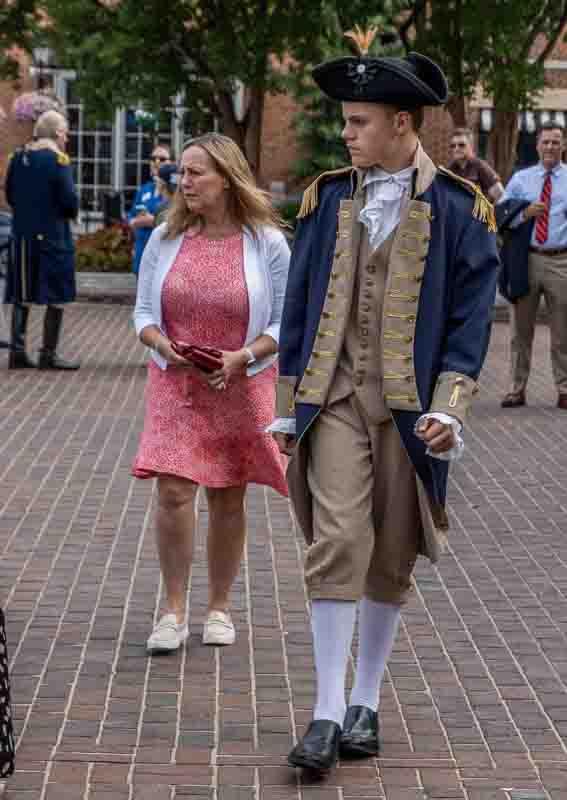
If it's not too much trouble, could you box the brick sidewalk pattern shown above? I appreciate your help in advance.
[1,305,566,800]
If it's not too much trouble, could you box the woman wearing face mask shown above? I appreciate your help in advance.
[132,133,290,654]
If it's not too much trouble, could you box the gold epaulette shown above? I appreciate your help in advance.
[297,166,355,219]
[437,166,496,232]
[57,152,70,166]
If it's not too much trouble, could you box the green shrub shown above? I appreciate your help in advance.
[278,199,301,231]
[75,223,133,272]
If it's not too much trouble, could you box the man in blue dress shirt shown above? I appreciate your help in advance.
[499,122,567,409]
[127,143,172,275]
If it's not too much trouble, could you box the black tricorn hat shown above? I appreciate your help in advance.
[312,26,448,108]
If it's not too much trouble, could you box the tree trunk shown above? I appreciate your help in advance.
[244,86,265,181]
[446,95,467,127]
[214,86,265,179]
[490,108,519,184]
[215,91,246,153]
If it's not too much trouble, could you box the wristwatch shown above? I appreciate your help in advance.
[244,347,256,366]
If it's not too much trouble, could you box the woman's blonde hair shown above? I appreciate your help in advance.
[165,133,284,239]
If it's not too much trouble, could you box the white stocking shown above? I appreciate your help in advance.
[310,599,357,727]
[349,597,401,712]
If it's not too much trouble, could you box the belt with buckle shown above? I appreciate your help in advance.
[529,245,567,257]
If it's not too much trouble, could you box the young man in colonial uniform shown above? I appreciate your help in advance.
[271,29,500,774]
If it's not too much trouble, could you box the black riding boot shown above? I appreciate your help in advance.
[38,306,80,370]
[8,304,36,369]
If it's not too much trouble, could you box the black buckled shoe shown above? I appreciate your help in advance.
[340,705,380,758]
[288,720,341,773]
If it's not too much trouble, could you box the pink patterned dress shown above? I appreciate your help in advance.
[132,231,288,495]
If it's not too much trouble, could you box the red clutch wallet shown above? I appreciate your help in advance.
[171,340,224,373]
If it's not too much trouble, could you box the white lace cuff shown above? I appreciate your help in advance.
[266,417,297,435]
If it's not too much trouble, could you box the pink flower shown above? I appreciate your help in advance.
[12,91,64,123]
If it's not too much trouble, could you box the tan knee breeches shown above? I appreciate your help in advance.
[304,394,421,606]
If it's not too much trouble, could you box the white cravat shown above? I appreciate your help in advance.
[359,165,415,250]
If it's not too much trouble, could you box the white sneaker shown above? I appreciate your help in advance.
[146,613,188,653]
[202,610,235,646]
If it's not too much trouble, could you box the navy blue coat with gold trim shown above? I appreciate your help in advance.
[278,163,500,518]
[5,145,79,305]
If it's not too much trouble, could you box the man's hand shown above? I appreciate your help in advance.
[273,432,297,456]
[414,418,456,454]
[524,201,547,220]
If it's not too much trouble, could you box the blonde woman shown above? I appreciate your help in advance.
[133,134,290,653]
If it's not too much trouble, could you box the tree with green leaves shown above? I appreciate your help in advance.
[400,0,567,181]
[40,0,334,177]
[0,1,42,83]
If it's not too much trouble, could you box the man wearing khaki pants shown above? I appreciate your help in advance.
[499,122,567,410]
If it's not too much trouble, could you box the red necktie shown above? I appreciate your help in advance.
[535,172,552,244]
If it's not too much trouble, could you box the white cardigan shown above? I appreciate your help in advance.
[134,223,291,375]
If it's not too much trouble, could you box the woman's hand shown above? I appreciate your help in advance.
[155,338,193,367]
[207,349,249,391]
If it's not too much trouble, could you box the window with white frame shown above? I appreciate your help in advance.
[53,74,187,224]
[65,79,114,221]
[122,109,175,213]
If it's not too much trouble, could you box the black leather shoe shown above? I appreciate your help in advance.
[288,720,341,772]
[501,391,526,408]
[8,351,37,369]
[340,705,380,757]
[38,351,80,370]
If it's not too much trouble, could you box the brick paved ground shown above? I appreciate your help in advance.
[1,304,566,800]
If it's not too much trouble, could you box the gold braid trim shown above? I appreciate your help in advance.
[437,166,497,232]
[26,138,70,166]
[297,167,355,219]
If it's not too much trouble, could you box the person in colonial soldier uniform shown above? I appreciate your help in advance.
[270,26,500,774]
[4,109,80,370]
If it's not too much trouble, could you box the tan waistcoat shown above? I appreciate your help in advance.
[328,225,395,424]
